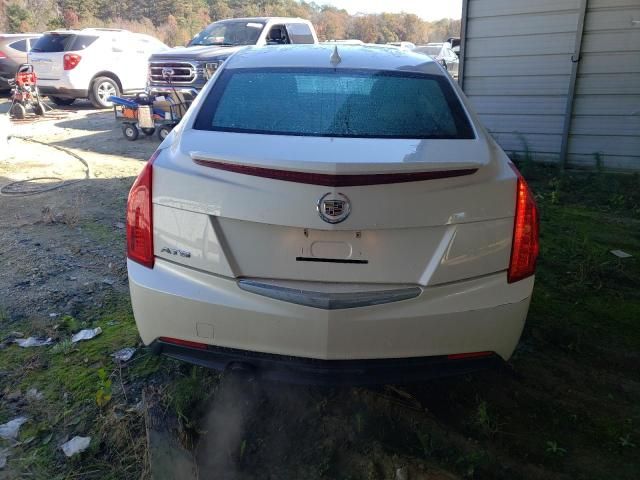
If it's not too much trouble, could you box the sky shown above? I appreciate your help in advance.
[316,0,463,21]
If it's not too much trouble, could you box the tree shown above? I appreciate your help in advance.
[314,7,349,41]
[63,8,80,28]
[5,2,32,32]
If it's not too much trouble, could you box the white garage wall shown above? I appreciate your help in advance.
[460,0,640,169]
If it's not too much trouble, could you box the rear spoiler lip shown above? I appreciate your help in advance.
[190,154,478,187]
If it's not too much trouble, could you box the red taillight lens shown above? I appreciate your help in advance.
[447,351,493,360]
[63,53,81,70]
[159,337,208,350]
[508,168,539,283]
[0,51,7,59]
[126,151,160,268]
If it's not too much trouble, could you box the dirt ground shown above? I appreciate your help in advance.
[0,98,154,323]
[0,96,638,480]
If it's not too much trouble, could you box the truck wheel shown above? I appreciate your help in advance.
[157,126,171,141]
[10,103,26,119]
[49,96,75,106]
[89,77,120,109]
[122,124,139,141]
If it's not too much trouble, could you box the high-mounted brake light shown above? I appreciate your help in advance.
[508,165,539,283]
[63,53,81,70]
[126,150,160,268]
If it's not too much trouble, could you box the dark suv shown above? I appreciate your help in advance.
[147,17,318,101]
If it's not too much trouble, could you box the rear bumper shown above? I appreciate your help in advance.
[154,340,503,385]
[129,258,533,367]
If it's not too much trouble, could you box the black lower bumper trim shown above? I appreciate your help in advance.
[152,341,501,386]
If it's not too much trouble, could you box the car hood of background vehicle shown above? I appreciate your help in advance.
[149,45,244,62]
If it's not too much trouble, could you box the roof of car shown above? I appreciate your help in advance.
[43,28,131,36]
[226,44,439,74]
[215,17,311,23]
[0,33,41,38]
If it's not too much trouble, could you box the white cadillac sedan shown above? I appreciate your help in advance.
[126,44,539,384]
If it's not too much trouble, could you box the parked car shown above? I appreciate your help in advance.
[386,41,416,49]
[147,17,318,101]
[447,36,461,56]
[324,39,364,45]
[414,42,459,79]
[30,28,169,108]
[0,33,41,92]
[127,44,539,384]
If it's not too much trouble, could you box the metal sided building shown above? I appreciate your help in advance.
[459,0,640,169]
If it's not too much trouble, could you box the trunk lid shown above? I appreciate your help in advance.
[29,52,64,79]
[152,131,516,286]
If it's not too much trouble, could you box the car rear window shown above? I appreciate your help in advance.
[194,68,474,139]
[286,24,315,44]
[31,34,98,52]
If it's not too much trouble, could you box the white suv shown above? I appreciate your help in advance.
[30,28,168,108]
[126,45,539,384]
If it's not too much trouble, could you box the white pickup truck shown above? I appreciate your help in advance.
[147,17,318,101]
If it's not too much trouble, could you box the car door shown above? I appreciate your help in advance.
[111,33,147,91]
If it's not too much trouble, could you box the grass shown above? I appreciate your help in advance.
[0,295,194,479]
[1,163,638,479]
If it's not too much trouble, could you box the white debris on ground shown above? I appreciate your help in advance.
[0,417,27,440]
[610,249,633,258]
[111,347,136,363]
[71,327,102,343]
[0,448,9,469]
[14,337,53,348]
[61,436,91,457]
[26,389,44,401]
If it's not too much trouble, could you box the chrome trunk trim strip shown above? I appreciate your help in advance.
[238,279,421,310]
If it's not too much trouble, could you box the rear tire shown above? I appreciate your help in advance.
[89,76,120,109]
[10,103,26,119]
[48,96,75,106]
[122,124,139,141]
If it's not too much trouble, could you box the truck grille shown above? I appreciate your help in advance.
[149,62,196,84]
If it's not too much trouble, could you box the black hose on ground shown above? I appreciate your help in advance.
[0,135,92,197]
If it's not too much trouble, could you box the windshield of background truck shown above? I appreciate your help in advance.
[189,21,265,46]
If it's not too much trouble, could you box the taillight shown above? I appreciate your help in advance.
[159,337,208,350]
[508,166,539,283]
[0,51,7,59]
[126,150,160,268]
[63,53,81,70]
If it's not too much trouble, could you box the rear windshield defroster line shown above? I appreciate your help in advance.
[193,67,475,140]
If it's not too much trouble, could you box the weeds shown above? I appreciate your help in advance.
[355,412,364,434]
[545,441,567,457]
[51,338,74,355]
[618,434,636,448]
[473,400,501,437]
[594,151,603,172]
[95,368,112,408]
